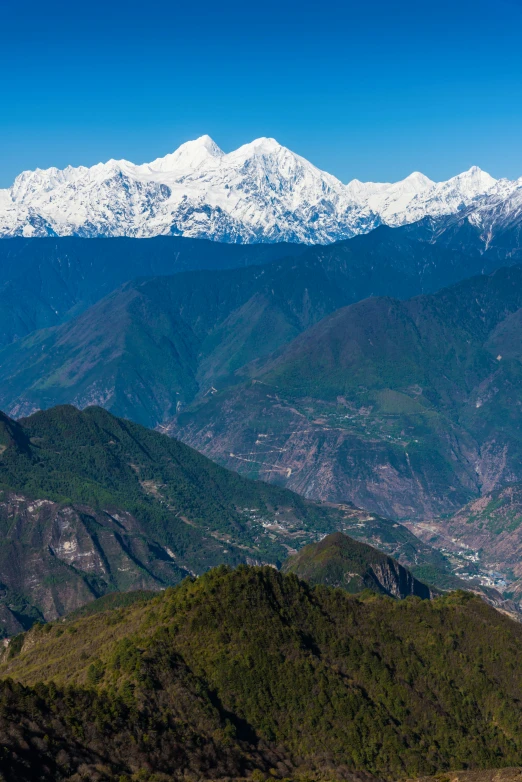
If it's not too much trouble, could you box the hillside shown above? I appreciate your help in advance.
[0,404,441,636]
[2,566,522,780]
[0,235,302,347]
[281,532,432,599]
[171,264,522,523]
[0,218,517,424]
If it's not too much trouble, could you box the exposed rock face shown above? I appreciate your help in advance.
[406,483,522,604]
[1,404,452,636]
[0,492,186,635]
[169,385,479,520]
[281,532,433,599]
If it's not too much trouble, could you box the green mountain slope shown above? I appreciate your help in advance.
[0,259,347,424]
[0,235,303,347]
[171,265,522,521]
[3,566,522,780]
[281,532,432,598]
[0,217,519,426]
[0,404,442,636]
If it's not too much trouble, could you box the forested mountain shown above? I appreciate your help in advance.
[171,264,522,521]
[281,532,433,599]
[0,404,441,636]
[2,566,522,781]
[1,217,521,422]
[4,209,522,339]
[0,235,302,346]
[1,230,522,617]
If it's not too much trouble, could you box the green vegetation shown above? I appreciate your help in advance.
[282,531,432,598]
[63,590,157,622]
[2,566,522,781]
[0,404,377,635]
[173,264,522,523]
[0,405,338,549]
[0,224,509,429]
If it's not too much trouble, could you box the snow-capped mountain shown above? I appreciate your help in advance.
[0,135,517,243]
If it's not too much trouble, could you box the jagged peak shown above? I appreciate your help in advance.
[449,165,496,186]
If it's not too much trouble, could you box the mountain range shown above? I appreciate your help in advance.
[171,264,522,524]
[2,216,522,609]
[3,152,522,780]
[3,228,522,524]
[2,215,522,420]
[0,235,302,346]
[1,135,521,243]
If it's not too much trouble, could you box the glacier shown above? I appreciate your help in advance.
[0,135,520,243]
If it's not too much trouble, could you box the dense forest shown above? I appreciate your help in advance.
[2,566,522,781]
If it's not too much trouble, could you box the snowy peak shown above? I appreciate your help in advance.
[0,136,519,243]
[232,137,283,155]
[143,135,224,175]
[401,171,434,189]
[446,165,496,194]
[225,137,313,174]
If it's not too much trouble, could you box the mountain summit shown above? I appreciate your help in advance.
[0,136,513,242]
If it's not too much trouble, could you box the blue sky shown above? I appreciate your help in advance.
[1,0,521,186]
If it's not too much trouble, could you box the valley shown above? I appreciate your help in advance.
[406,483,522,601]
[170,265,522,522]
[4,6,522,780]
[2,223,522,622]
[1,404,454,636]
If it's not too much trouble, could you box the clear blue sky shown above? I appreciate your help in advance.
[1,0,522,186]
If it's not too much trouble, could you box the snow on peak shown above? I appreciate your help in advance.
[238,137,282,153]
[448,165,496,193]
[143,135,224,175]
[401,171,434,189]
[226,137,289,164]
[0,134,518,243]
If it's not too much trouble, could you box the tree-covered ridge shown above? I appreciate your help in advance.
[0,404,343,554]
[0,235,302,348]
[281,532,432,598]
[3,404,422,635]
[2,566,522,781]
